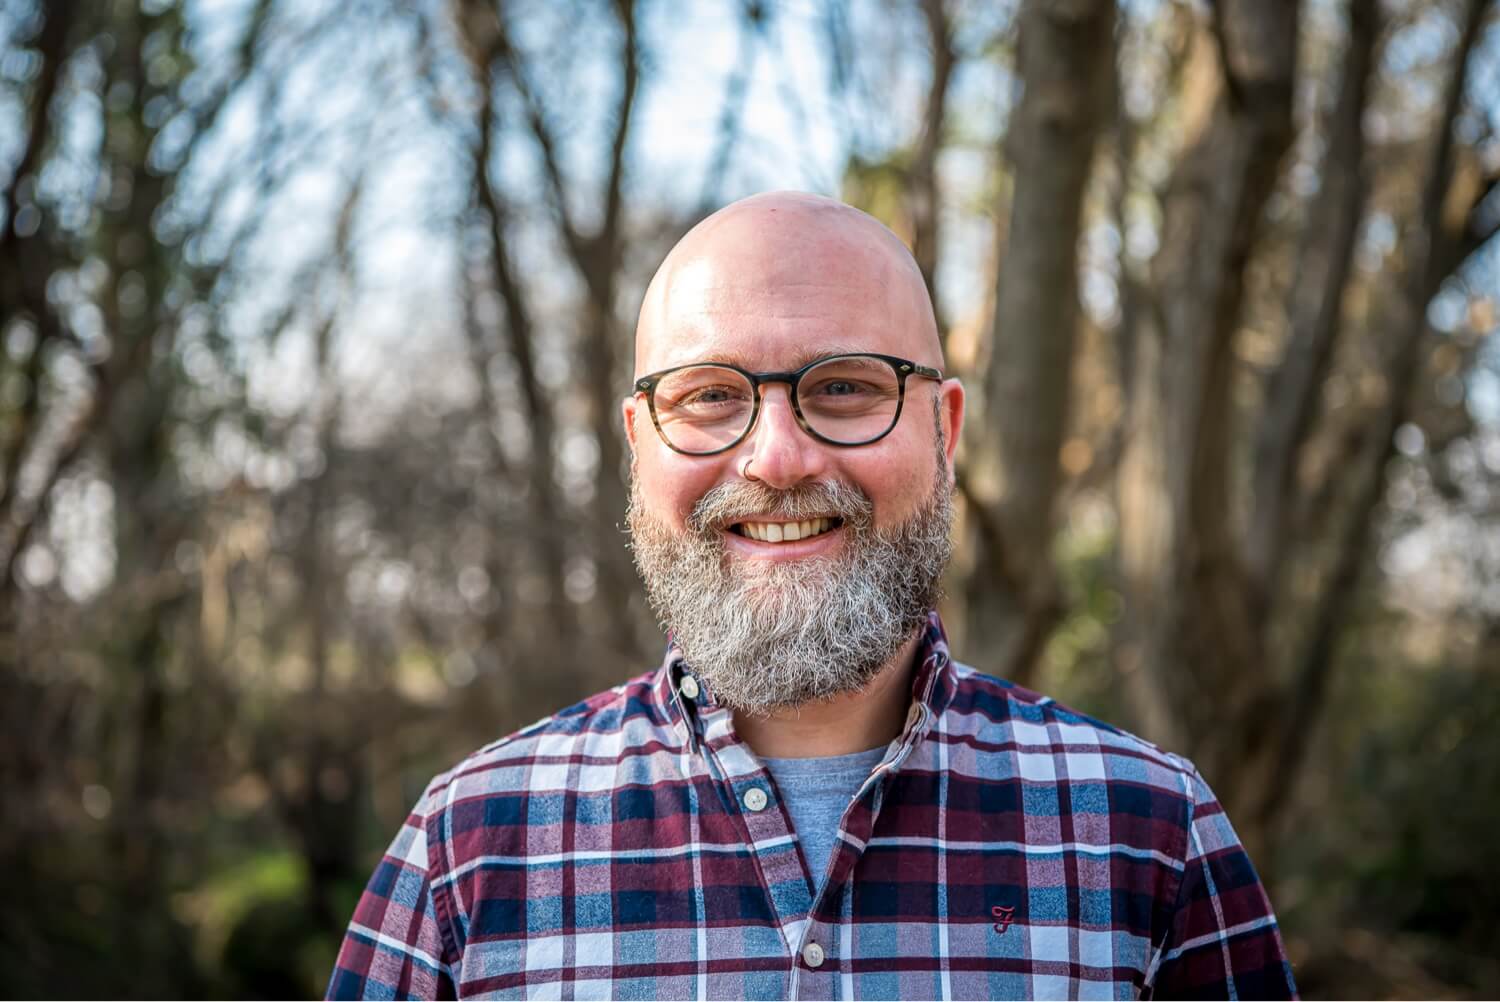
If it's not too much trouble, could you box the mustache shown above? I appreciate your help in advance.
[685,479,875,534]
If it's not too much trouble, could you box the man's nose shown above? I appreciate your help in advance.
[739,384,828,489]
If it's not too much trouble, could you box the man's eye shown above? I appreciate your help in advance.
[677,386,742,406]
[810,379,873,397]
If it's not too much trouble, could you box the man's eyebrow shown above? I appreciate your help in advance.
[697,343,874,371]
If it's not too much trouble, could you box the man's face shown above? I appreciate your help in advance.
[622,195,965,713]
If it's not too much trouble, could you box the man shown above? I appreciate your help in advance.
[328,192,1296,1000]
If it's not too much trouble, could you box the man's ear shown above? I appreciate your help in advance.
[622,396,640,457]
[939,378,965,482]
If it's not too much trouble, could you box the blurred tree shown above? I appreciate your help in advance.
[925,0,1499,869]
[1,0,268,992]
[963,0,1117,685]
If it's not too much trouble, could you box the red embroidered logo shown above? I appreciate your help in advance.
[991,905,1016,934]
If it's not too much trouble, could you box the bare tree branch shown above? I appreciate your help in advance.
[478,114,571,611]
[1258,0,1494,827]
[0,367,104,596]
[490,12,586,264]
[0,308,53,525]
[601,0,641,257]
[1249,0,1380,606]
[1115,0,1298,776]
[907,0,956,333]
[453,0,573,621]
[0,0,76,268]
[453,0,646,649]
[0,0,80,512]
[699,0,765,212]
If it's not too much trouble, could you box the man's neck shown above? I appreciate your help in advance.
[731,631,922,759]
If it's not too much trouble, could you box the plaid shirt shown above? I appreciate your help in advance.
[329,614,1296,1000]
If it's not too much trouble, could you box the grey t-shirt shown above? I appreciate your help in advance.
[762,746,888,891]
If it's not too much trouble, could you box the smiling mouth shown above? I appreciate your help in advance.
[727,517,844,543]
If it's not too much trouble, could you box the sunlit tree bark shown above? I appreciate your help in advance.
[966,0,1116,686]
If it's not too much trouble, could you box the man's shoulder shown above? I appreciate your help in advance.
[944,659,1201,791]
[416,669,674,813]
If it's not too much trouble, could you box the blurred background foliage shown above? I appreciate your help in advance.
[2,0,1498,997]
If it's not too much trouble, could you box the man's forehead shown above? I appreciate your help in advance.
[645,261,891,361]
[634,193,941,377]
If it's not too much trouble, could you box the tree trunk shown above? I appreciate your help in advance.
[460,15,574,639]
[1249,0,1379,609]
[967,0,1115,685]
[907,0,956,335]
[1247,0,1493,843]
[1115,1,1298,799]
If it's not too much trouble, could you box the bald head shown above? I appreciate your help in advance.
[634,192,942,376]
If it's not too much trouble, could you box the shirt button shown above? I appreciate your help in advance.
[742,787,769,812]
[802,941,825,968]
[679,675,700,700]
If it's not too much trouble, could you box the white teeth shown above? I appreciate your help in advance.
[738,518,835,542]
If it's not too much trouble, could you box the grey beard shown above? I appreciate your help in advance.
[626,467,954,715]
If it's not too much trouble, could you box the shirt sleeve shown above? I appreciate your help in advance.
[1146,767,1298,1000]
[327,779,458,1000]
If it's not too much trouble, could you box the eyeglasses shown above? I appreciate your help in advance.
[631,352,943,456]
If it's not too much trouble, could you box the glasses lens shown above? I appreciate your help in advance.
[798,355,901,444]
[652,365,756,454]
